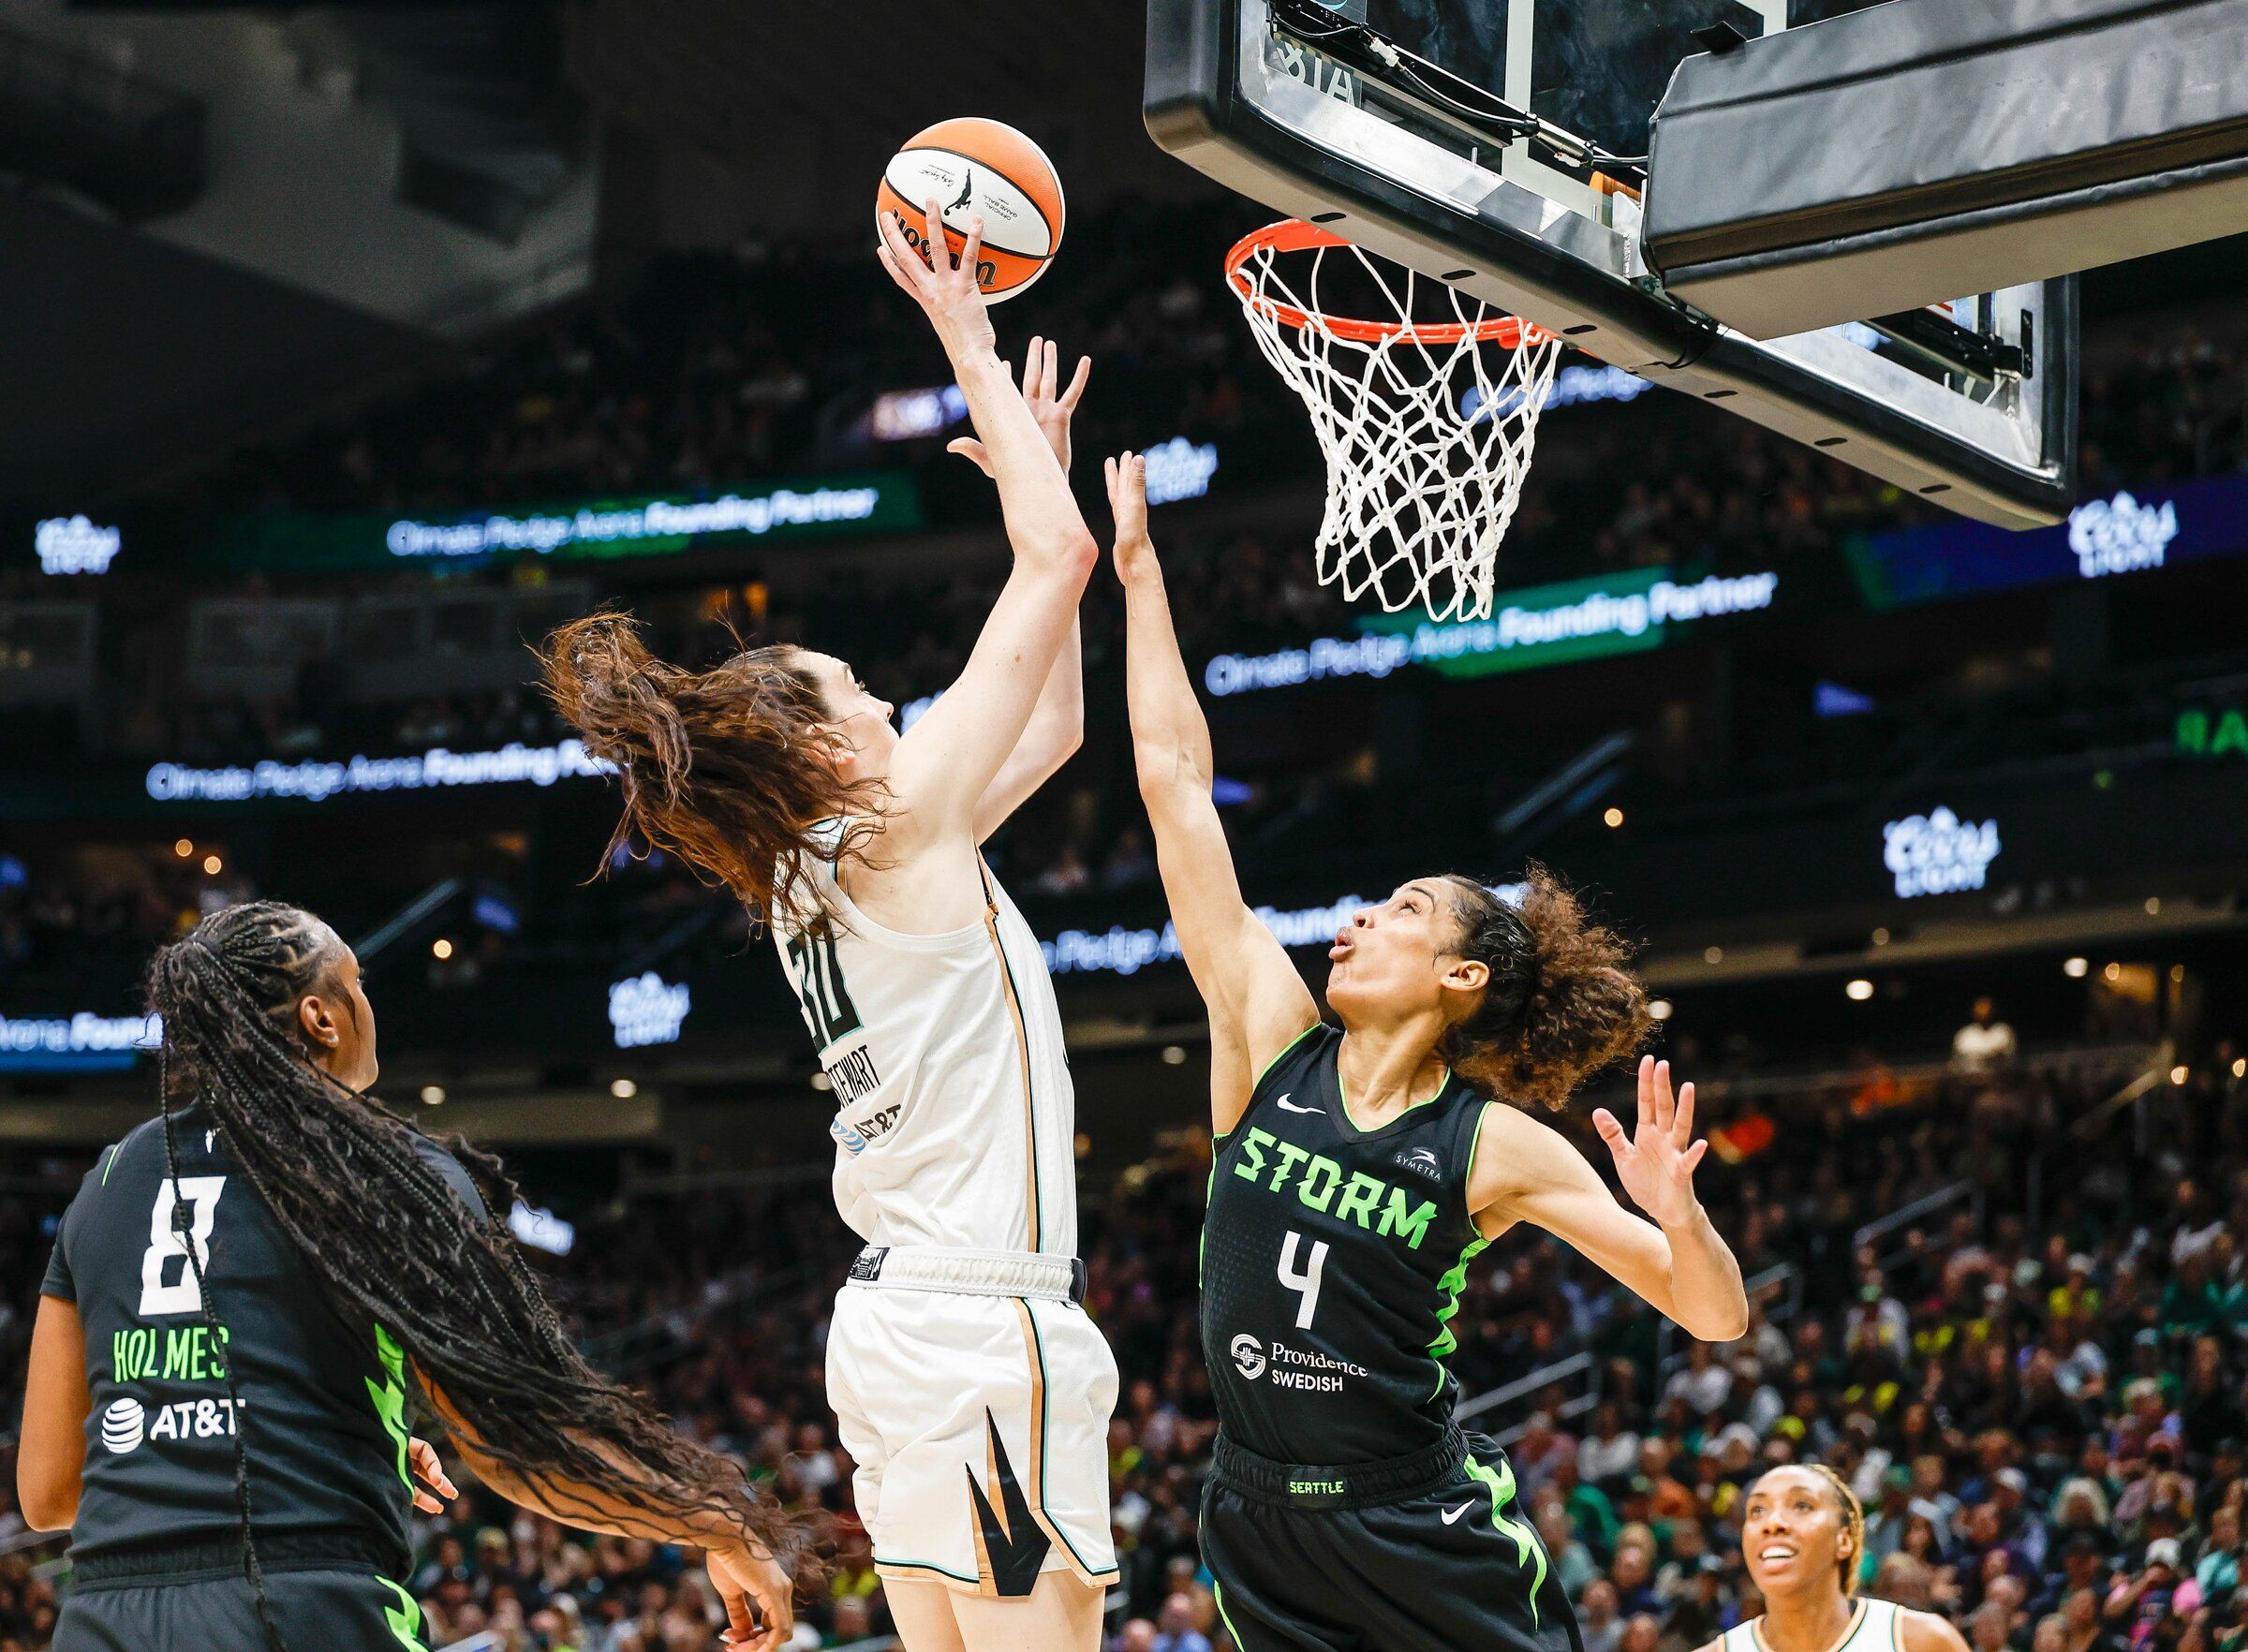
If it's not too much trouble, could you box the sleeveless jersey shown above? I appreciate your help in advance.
[1723,1598,1905,1652]
[772,824,1079,1258]
[1202,1025,1494,1466]
[40,1102,485,1568]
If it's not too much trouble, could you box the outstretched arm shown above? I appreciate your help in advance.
[950,337,1093,843]
[1469,1057,1748,1343]
[1110,453,1319,1135]
[874,204,1099,851]
[421,1374,791,1652]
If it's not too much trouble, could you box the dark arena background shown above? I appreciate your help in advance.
[4,0,2248,1648]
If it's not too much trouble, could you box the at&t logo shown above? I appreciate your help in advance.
[101,1396,145,1453]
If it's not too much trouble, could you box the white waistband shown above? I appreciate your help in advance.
[845,1245,1081,1304]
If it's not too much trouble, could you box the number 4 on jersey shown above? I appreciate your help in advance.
[1279,1230,1329,1329]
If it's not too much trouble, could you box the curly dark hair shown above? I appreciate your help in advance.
[145,900,809,1651]
[1434,864,1652,1111]
[538,611,886,922]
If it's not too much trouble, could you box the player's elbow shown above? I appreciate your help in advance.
[1024,525,1101,584]
[17,1464,77,1532]
[1682,1300,1751,1345]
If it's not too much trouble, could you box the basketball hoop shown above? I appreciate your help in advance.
[1225,220,1562,621]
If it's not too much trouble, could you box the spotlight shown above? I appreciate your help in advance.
[2171,1066,2189,1086]
[2103,963,2122,982]
[1603,806,1625,829]
[431,937,453,960]
[2145,897,2162,916]
[201,854,222,876]
[2234,1058,2246,1080]
[173,839,194,859]
[1161,1045,1187,1066]
[1648,999,1674,1022]
[810,1070,833,1092]
[610,1078,638,1099]
[2063,957,2088,979]
[1871,927,1890,947]
[1704,946,1723,965]
[2170,965,2186,983]
[420,1085,445,1105]
[1845,979,1875,1002]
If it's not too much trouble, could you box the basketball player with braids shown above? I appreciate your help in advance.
[540,199,1117,1652]
[1710,1466,1972,1652]
[1105,451,1751,1651]
[17,902,804,1652]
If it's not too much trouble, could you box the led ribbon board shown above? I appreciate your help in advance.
[1203,566,1779,697]
[1852,471,2248,609]
[203,474,921,573]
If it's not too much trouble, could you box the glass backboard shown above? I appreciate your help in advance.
[1146,0,2078,528]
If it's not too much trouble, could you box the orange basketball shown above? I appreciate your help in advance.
[878,117,1065,302]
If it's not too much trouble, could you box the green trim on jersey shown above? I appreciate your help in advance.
[366,1323,412,1492]
[1336,1061,1455,1140]
[1253,1023,1325,1095]
[1465,1452,1548,1624]
[1427,1234,1491,1396]
[1214,1579,1250,1649]
[379,1576,431,1652]
[99,1144,120,1186]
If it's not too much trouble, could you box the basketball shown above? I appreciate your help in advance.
[878,117,1065,302]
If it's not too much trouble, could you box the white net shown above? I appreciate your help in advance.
[1228,223,1563,621]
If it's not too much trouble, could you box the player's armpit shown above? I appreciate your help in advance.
[1468,1105,1681,1314]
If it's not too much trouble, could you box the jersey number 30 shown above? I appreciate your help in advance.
[786,928,864,1051]
[140,1177,227,1316]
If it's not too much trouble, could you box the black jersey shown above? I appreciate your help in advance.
[41,1102,486,1570]
[1202,1025,1494,1467]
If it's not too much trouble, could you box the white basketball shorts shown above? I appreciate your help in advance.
[826,1269,1119,1598]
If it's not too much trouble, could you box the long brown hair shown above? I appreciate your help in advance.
[540,612,884,920]
[1436,864,1652,1111]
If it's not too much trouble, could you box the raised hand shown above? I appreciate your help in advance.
[1592,1055,1710,1231]
[1104,450,1156,584]
[876,197,998,366]
[952,336,1091,475]
[708,1541,792,1652]
[407,1436,456,1514]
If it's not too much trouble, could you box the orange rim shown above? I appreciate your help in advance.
[1224,220,1554,347]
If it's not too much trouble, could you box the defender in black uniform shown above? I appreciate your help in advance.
[20,903,804,1652]
[1107,455,1753,1652]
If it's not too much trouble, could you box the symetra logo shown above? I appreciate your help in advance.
[1231,1334,1267,1380]
[1883,807,2002,899]
[1393,1146,1442,1181]
[2069,491,2179,580]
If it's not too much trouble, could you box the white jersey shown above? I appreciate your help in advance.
[773,824,1079,1258]
[1723,1599,1904,1652]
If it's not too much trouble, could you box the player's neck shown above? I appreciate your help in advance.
[1760,1586,1862,1652]
[1333,1018,1451,1119]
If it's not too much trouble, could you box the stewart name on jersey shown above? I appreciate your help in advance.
[1202,1025,1494,1467]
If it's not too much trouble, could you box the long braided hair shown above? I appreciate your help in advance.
[144,901,806,1647]
[1804,1463,1868,1596]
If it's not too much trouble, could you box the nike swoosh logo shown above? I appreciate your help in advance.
[1443,1502,1476,1525]
[1275,1096,1322,1115]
